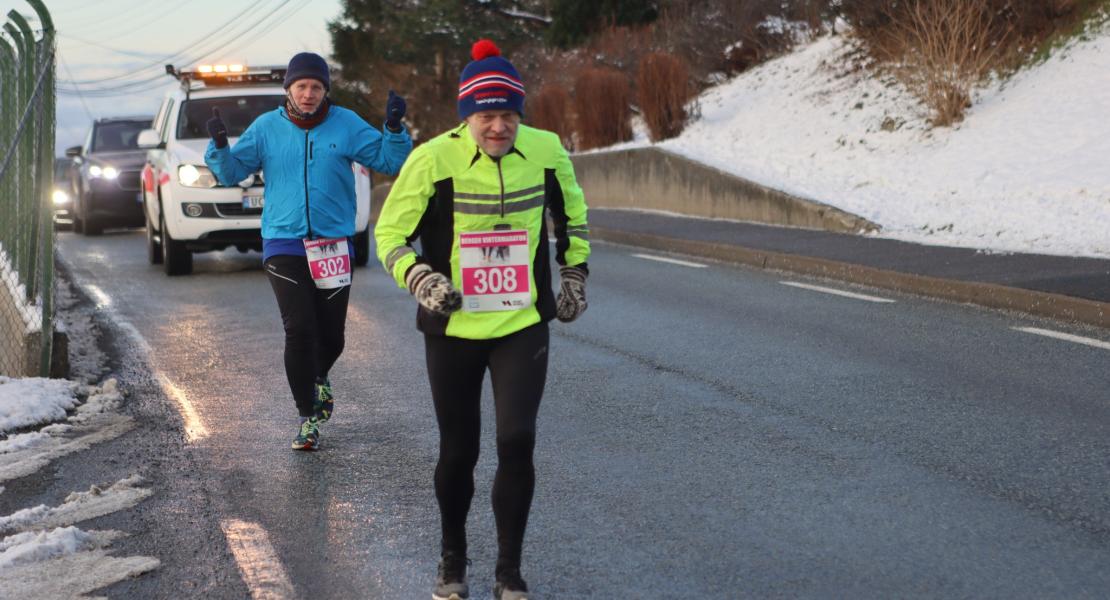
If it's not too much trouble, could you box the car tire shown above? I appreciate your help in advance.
[146,208,163,264]
[71,195,85,234]
[161,213,193,276]
[353,224,371,267]
[84,216,103,236]
[78,193,102,236]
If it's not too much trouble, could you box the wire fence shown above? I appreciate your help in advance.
[1,0,58,377]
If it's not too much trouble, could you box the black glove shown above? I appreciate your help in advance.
[405,263,461,316]
[206,107,228,149]
[556,265,588,322]
[385,90,406,132]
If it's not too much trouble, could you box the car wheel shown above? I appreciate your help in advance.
[161,213,192,276]
[71,194,85,234]
[353,224,371,267]
[84,216,103,236]
[146,208,163,264]
[79,193,102,236]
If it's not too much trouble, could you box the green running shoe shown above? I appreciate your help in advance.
[291,417,320,451]
[314,377,334,423]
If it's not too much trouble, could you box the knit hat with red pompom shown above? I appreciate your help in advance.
[457,39,525,120]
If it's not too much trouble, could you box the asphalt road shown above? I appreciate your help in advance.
[48,228,1110,599]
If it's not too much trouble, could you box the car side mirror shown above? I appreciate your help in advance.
[64,145,82,158]
[137,129,163,149]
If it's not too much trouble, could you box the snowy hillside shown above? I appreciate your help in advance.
[624,28,1110,259]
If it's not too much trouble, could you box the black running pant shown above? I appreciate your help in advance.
[265,255,351,417]
[425,322,549,576]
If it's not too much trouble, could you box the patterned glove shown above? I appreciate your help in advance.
[405,263,461,316]
[206,107,228,148]
[385,90,406,132]
[555,266,587,323]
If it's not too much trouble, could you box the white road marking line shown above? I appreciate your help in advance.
[85,283,113,309]
[631,253,707,268]
[780,281,896,303]
[220,519,297,600]
[156,373,210,442]
[82,284,211,443]
[1014,326,1110,351]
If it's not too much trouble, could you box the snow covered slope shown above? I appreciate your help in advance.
[648,29,1110,258]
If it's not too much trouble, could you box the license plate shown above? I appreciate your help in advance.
[242,194,264,209]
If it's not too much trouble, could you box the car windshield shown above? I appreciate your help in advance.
[91,121,149,152]
[177,95,285,140]
[54,158,70,183]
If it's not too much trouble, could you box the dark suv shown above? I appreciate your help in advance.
[65,116,153,235]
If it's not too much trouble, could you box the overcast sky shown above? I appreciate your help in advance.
[1,0,343,150]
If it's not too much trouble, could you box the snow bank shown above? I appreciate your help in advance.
[645,29,1110,258]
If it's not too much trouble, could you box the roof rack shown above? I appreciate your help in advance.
[165,64,287,99]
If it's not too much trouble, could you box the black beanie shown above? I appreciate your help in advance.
[283,52,330,90]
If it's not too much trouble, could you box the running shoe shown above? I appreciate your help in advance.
[291,417,320,451]
[314,377,334,423]
[432,553,470,600]
[492,569,529,600]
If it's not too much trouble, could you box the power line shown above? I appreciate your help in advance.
[63,0,276,85]
[57,0,311,97]
[57,49,97,122]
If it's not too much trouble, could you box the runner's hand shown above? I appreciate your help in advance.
[385,90,406,132]
[556,265,587,322]
[405,263,461,316]
[206,107,229,148]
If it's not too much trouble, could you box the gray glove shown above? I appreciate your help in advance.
[555,265,587,322]
[405,263,461,316]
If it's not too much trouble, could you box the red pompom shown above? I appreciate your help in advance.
[471,39,501,61]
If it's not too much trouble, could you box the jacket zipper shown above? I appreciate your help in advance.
[496,157,505,219]
[303,131,313,238]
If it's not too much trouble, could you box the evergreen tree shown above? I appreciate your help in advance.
[547,0,659,48]
[330,0,548,137]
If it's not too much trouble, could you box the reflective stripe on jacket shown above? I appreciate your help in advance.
[205,105,412,239]
[375,123,590,339]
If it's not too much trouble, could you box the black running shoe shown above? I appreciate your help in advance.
[432,553,469,600]
[492,569,529,600]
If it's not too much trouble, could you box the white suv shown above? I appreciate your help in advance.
[138,65,372,275]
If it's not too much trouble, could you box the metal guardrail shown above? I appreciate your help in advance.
[0,0,57,377]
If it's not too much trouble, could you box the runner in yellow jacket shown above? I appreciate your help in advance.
[375,39,589,600]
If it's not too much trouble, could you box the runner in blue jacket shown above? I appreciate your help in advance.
[204,52,413,450]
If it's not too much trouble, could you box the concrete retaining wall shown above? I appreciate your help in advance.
[570,147,878,234]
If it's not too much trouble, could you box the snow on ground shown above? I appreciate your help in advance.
[0,379,134,485]
[638,27,1110,258]
[0,377,79,432]
[0,474,152,535]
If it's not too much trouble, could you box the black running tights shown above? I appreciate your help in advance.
[424,322,549,576]
[265,255,350,417]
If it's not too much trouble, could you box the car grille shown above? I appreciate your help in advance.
[215,203,263,217]
[117,170,141,191]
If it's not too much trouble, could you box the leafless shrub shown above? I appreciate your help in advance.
[636,53,690,142]
[573,67,633,151]
[880,0,1011,126]
[528,85,573,149]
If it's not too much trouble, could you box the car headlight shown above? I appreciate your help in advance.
[178,164,218,188]
[52,189,70,205]
[87,165,119,179]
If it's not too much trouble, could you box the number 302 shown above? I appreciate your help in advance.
[473,266,518,294]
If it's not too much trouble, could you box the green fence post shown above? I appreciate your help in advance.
[9,11,37,303]
[0,36,14,256]
[28,0,55,376]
